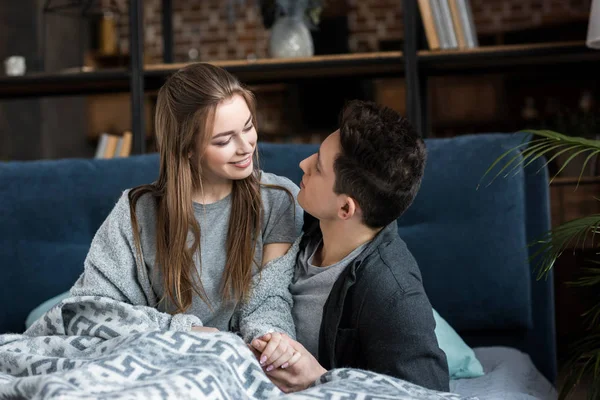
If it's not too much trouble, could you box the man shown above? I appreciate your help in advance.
[252,100,449,393]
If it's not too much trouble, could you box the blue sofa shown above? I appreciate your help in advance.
[0,133,556,384]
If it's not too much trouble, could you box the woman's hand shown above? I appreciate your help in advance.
[252,332,301,371]
[252,333,327,393]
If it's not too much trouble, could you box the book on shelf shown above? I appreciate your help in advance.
[118,131,133,157]
[448,0,467,48]
[459,0,479,48]
[438,0,459,49]
[94,132,133,159]
[429,0,450,49]
[94,133,109,158]
[418,0,441,50]
[104,135,119,158]
[113,134,123,157]
[419,0,478,51]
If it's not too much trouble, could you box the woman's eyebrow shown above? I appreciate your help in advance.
[213,115,252,139]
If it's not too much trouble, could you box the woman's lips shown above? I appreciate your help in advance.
[230,156,251,168]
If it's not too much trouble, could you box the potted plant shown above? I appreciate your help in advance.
[484,129,600,399]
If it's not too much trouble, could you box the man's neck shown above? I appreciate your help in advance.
[315,219,381,267]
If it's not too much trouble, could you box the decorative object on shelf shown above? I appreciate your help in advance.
[588,0,600,49]
[521,96,539,121]
[484,128,600,399]
[262,0,323,58]
[41,0,124,71]
[188,48,199,62]
[269,15,314,58]
[4,56,26,76]
[98,11,118,55]
[260,0,322,29]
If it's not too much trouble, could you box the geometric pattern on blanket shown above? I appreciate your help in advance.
[0,296,475,400]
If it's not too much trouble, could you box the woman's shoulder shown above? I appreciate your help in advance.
[111,189,132,215]
[113,187,158,224]
[116,188,155,208]
[259,172,299,217]
[259,171,299,195]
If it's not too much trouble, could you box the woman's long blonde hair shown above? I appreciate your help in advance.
[128,63,262,313]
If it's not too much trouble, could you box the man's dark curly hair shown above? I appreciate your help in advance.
[333,100,427,228]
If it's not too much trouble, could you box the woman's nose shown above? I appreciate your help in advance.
[238,134,254,154]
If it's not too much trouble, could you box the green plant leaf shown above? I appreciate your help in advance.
[486,130,600,400]
[481,130,600,188]
[485,130,600,400]
[558,331,600,400]
[528,215,600,279]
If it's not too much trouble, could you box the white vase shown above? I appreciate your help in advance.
[268,15,314,58]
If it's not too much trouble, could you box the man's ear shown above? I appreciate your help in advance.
[338,196,358,220]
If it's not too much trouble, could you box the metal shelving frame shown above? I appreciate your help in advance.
[2,0,600,151]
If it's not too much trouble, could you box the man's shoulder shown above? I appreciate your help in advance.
[359,236,424,295]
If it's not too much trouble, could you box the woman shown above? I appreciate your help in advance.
[70,63,302,341]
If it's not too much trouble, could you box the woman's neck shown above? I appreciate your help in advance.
[191,180,233,204]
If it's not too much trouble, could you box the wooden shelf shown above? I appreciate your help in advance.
[0,52,404,99]
[418,41,600,75]
[0,68,130,98]
[148,51,404,79]
[1,41,598,99]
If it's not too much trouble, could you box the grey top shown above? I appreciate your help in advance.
[71,172,303,340]
[290,237,369,357]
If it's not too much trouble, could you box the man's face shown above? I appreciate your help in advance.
[297,130,343,220]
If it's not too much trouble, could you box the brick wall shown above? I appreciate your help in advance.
[347,0,591,52]
[114,0,270,62]
[471,0,590,34]
[109,0,591,63]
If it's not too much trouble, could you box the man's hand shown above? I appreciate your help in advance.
[252,334,327,393]
[191,326,219,333]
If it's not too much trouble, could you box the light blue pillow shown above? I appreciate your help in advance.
[26,293,484,379]
[433,308,484,379]
[25,291,71,329]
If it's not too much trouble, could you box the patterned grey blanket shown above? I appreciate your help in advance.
[0,296,475,399]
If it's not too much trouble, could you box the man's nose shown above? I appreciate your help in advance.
[299,156,310,173]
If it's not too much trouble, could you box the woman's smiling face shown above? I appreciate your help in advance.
[199,94,258,185]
